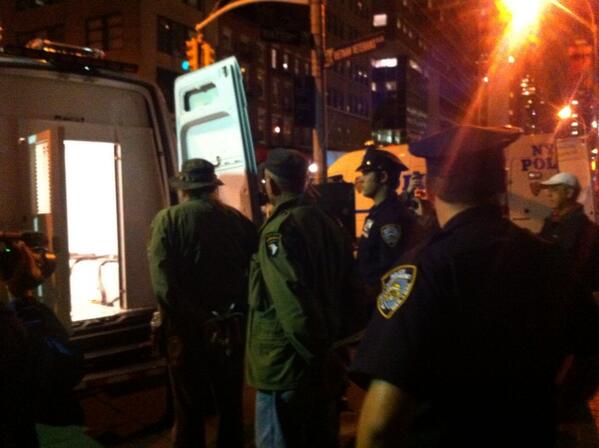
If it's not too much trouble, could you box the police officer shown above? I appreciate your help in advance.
[356,146,422,294]
[147,159,257,448]
[351,126,599,448]
[246,148,354,448]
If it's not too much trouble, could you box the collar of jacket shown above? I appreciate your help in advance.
[263,194,304,228]
[550,203,585,223]
[369,191,400,215]
[441,204,503,235]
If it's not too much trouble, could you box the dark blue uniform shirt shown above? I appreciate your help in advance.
[351,205,599,448]
[357,192,421,286]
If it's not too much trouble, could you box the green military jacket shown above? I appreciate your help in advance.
[147,195,257,330]
[246,194,354,391]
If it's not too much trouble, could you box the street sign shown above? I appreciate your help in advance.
[261,28,311,46]
[325,33,385,67]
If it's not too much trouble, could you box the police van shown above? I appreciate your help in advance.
[0,41,258,383]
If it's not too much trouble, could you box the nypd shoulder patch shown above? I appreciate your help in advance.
[265,233,281,257]
[381,224,402,247]
[377,264,417,319]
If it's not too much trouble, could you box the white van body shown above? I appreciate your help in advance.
[0,49,177,369]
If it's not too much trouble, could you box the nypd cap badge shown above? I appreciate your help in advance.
[377,265,417,319]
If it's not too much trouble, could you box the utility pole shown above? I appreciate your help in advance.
[310,0,327,183]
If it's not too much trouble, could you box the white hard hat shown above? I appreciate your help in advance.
[540,172,580,189]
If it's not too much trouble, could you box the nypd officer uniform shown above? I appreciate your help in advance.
[351,126,599,448]
[356,149,421,289]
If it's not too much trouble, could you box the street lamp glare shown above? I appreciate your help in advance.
[499,0,549,33]
[558,105,573,120]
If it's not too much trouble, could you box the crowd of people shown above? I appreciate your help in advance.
[1,124,598,448]
[147,124,599,448]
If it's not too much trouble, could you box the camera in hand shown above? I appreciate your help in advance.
[0,231,56,290]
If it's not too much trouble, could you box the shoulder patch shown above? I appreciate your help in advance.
[362,219,374,238]
[265,233,281,257]
[381,224,402,247]
[377,265,417,319]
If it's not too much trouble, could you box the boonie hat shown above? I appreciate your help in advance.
[356,148,408,173]
[264,148,308,181]
[540,172,580,189]
[169,158,224,190]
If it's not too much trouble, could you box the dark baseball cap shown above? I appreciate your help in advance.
[264,148,308,181]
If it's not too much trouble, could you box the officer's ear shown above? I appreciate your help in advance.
[377,170,389,185]
[266,175,282,197]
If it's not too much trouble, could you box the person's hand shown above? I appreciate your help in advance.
[7,242,43,297]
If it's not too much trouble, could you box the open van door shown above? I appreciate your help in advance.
[174,57,260,221]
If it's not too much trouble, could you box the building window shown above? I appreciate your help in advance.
[157,16,192,57]
[256,107,267,144]
[272,114,283,145]
[255,69,266,98]
[282,53,290,71]
[271,48,278,69]
[87,13,124,51]
[256,44,266,65]
[16,24,65,46]
[272,78,281,105]
[294,57,300,75]
[283,117,293,146]
[16,0,61,11]
[283,81,292,110]
[373,14,387,27]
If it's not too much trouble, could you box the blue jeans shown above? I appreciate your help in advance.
[255,388,339,448]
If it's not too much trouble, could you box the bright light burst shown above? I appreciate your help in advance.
[558,105,573,120]
[497,0,550,43]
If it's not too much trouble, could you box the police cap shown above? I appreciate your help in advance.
[356,148,408,174]
[409,125,521,197]
[264,148,308,182]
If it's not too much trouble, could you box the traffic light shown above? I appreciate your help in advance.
[184,37,199,71]
[200,41,215,68]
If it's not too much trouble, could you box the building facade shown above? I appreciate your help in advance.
[368,0,477,143]
[1,0,374,157]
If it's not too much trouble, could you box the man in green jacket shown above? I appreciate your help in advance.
[148,159,257,448]
[246,148,354,448]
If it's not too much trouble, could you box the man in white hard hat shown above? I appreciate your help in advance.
[539,172,599,292]
[539,172,599,443]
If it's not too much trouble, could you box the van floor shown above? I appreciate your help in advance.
[71,302,121,322]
